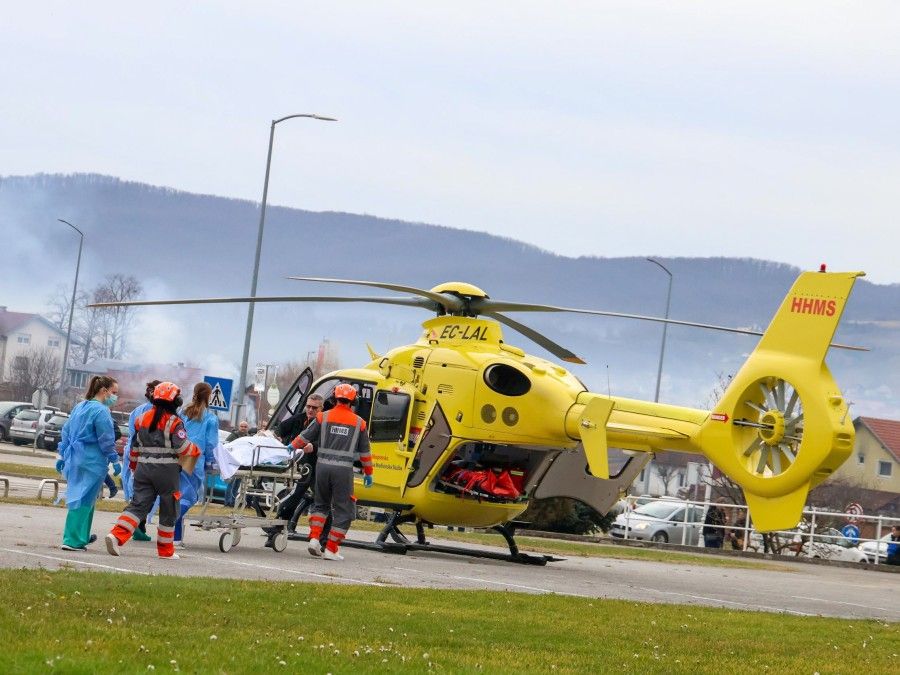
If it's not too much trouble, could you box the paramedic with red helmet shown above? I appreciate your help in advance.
[105,382,200,560]
[291,382,373,560]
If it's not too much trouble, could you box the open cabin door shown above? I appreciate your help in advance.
[532,446,651,515]
[366,384,424,491]
[266,367,314,434]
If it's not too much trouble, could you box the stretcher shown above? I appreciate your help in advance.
[185,437,303,553]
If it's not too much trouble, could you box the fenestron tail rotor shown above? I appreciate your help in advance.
[733,377,804,478]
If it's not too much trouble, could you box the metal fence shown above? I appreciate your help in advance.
[620,495,898,566]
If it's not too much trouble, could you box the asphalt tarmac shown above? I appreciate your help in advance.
[0,503,897,622]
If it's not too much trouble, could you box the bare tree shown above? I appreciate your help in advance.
[45,284,71,331]
[654,461,683,496]
[93,274,143,360]
[9,347,61,401]
[276,359,311,395]
[44,275,143,367]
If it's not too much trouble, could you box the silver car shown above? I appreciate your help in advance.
[610,500,705,545]
[9,408,58,446]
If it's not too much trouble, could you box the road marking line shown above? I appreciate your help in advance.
[790,595,897,614]
[651,589,813,616]
[0,547,149,575]
[403,565,814,615]
[194,554,386,586]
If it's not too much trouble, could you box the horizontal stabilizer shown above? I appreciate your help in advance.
[744,484,810,532]
[578,398,614,479]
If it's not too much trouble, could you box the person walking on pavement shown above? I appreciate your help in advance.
[122,380,161,541]
[56,375,122,551]
[703,501,727,548]
[105,382,200,560]
[888,524,900,566]
[174,382,219,546]
[290,384,373,560]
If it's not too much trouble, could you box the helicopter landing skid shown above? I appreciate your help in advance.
[342,512,562,566]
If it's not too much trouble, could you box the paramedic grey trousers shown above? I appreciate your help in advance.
[126,463,181,535]
[310,463,355,533]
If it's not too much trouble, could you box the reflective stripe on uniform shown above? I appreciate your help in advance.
[137,455,180,465]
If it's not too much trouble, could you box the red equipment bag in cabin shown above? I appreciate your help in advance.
[444,466,521,499]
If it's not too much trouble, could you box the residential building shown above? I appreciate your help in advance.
[830,416,900,493]
[0,306,68,398]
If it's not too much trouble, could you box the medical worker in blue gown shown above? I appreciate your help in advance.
[174,381,219,545]
[57,375,122,551]
[122,379,161,542]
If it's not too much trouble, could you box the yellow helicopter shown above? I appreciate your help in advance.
[95,268,865,564]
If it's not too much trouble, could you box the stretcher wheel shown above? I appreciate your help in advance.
[219,531,233,553]
[272,532,288,553]
[231,527,242,547]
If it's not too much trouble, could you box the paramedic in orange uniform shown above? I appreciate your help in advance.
[105,382,200,560]
[291,383,373,560]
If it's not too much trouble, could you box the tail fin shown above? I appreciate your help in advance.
[697,270,864,531]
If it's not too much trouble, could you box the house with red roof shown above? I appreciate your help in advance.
[0,306,69,397]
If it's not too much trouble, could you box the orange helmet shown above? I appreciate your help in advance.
[334,383,357,402]
[152,381,181,402]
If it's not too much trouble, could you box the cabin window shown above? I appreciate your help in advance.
[877,461,892,478]
[857,452,865,465]
[369,391,411,442]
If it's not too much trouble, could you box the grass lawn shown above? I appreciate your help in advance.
[0,569,895,674]
[0,462,60,480]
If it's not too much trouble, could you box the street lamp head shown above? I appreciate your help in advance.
[646,257,672,278]
[274,113,338,125]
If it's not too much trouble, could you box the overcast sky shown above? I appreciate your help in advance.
[2,2,899,284]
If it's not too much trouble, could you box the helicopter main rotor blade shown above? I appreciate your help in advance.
[287,276,464,313]
[486,312,586,364]
[87,295,433,309]
[473,299,868,352]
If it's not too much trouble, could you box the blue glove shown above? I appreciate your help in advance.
[112,462,122,477]
[363,474,373,488]
[55,459,65,474]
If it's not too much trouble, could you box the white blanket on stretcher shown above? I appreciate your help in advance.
[214,436,292,480]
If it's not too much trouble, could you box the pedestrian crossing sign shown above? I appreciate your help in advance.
[204,375,233,412]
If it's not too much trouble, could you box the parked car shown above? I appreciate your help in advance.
[9,408,58,447]
[114,423,129,457]
[0,401,34,441]
[610,500,705,544]
[41,413,70,452]
[110,410,129,425]
[857,533,893,564]
[794,528,868,563]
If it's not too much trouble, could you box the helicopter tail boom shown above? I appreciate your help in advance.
[695,270,864,531]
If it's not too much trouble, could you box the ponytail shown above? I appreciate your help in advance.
[184,382,212,421]
[85,375,116,400]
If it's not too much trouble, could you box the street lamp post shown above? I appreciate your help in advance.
[236,113,337,423]
[57,219,84,405]
[646,257,673,403]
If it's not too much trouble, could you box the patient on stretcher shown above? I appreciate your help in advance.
[213,433,293,480]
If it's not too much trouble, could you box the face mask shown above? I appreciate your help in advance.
[104,394,118,407]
